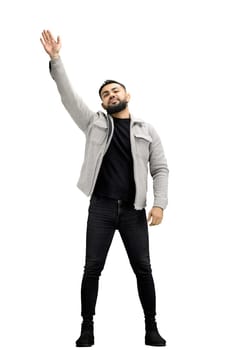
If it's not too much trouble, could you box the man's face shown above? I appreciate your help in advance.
[100,83,130,114]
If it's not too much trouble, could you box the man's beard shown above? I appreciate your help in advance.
[105,100,128,115]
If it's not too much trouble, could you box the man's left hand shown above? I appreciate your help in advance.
[147,207,163,226]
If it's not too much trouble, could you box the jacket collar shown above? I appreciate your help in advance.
[130,114,144,124]
[106,113,144,125]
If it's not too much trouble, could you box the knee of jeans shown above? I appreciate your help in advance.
[83,259,105,277]
[131,259,152,276]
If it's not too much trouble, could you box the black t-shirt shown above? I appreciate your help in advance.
[93,117,136,202]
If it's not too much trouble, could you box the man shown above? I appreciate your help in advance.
[40,29,169,347]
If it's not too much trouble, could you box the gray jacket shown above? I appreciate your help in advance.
[49,57,169,210]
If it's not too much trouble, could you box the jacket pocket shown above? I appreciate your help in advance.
[89,119,108,145]
[134,133,152,161]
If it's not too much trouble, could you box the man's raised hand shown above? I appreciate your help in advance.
[40,30,61,59]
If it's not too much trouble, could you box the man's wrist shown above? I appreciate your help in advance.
[153,206,163,211]
[50,54,60,60]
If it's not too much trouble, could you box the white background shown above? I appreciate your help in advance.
[0,0,233,349]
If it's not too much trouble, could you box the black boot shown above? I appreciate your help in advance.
[145,317,166,347]
[75,317,94,347]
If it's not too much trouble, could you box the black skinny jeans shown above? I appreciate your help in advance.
[81,195,156,319]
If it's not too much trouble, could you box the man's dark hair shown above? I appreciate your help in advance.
[99,80,126,98]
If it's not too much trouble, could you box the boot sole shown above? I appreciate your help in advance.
[145,342,166,347]
[75,343,94,347]
[145,343,166,346]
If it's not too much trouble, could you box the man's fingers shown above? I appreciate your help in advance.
[41,30,56,44]
[149,218,156,226]
[41,31,47,43]
[46,30,54,42]
[47,30,58,44]
[149,216,162,226]
[42,30,50,42]
[40,37,45,47]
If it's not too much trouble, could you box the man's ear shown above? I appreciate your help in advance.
[126,93,131,103]
[101,102,106,110]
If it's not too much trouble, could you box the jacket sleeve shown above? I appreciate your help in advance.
[49,57,96,133]
[148,124,169,209]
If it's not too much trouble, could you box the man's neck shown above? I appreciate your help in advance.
[111,108,130,119]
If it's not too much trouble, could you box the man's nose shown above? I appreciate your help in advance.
[109,91,116,98]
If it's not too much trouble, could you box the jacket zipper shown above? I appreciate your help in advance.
[130,119,138,208]
[88,116,114,196]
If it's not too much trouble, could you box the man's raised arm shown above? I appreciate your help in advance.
[40,30,95,133]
